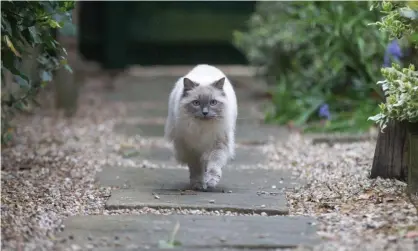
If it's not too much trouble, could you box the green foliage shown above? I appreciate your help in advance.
[371,1,418,45]
[369,64,418,130]
[369,1,418,130]
[233,1,387,132]
[1,1,74,144]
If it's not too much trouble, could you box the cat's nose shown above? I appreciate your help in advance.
[202,110,209,116]
[202,107,209,116]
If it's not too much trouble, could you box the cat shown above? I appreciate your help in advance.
[164,64,238,191]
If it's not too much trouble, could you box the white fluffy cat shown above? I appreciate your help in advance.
[164,64,238,191]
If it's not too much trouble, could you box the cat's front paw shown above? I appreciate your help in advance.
[204,173,221,189]
[190,179,207,191]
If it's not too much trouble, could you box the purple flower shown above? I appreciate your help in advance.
[383,40,403,67]
[318,103,331,120]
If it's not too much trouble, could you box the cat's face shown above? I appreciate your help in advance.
[181,77,227,120]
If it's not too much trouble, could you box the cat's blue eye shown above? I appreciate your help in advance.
[210,100,218,106]
[192,100,200,106]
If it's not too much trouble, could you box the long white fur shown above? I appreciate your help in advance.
[164,64,238,189]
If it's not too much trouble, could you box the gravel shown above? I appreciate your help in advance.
[1,92,117,250]
[265,134,418,251]
[103,208,264,217]
[2,80,417,250]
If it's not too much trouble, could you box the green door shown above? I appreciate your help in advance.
[130,2,254,43]
[79,1,255,67]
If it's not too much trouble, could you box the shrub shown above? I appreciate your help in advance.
[1,1,74,144]
[368,1,418,130]
[369,64,418,130]
[233,1,388,133]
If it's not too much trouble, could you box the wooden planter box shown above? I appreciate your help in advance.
[408,122,418,195]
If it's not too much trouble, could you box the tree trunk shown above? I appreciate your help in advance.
[54,55,78,116]
[54,19,79,117]
[408,122,418,195]
[21,45,41,86]
[370,120,409,181]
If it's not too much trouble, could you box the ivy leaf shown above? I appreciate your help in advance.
[41,70,53,82]
[4,35,21,57]
[15,74,30,87]
[48,19,61,28]
[28,26,42,43]
[2,51,30,85]
[64,64,73,73]
[1,0,75,145]
[14,101,26,111]
[2,18,13,34]
[368,113,384,122]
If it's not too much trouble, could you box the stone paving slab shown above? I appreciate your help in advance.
[113,122,289,144]
[127,65,258,78]
[106,75,266,103]
[106,189,287,215]
[76,248,286,251]
[97,167,299,192]
[108,74,288,143]
[123,101,265,124]
[57,215,319,249]
[97,167,302,214]
[73,246,297,250]
[106,76,175,102]
[121,144,268,166]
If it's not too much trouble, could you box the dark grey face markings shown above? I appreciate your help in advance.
[182,78,199,98]
[210,77,226,97]
[181,77,227,120]
[182,77,226,98]
[212,77,225,91]
[186,94,225,120]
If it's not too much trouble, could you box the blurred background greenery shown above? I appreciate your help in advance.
[2,1,417,144]
[233,1,390,133]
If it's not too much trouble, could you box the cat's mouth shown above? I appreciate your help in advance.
[196,115,218,121]
[198,116,214,120]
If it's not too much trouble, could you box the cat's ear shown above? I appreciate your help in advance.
[212,77,225,90]
[183,78,198,91]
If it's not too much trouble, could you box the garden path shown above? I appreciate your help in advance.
[57,67,320,250]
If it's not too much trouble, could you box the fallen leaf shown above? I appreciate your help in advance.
[405,231,418,238]
[358,190,374,200]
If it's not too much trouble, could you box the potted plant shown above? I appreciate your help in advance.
[369,63,418,194]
